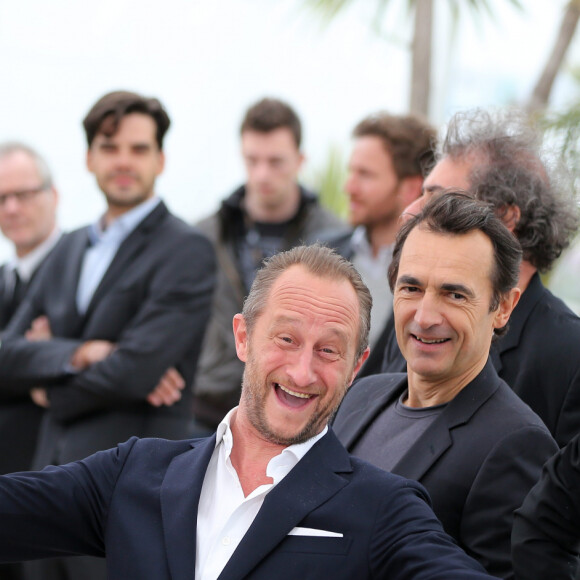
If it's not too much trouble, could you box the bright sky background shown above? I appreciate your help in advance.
[0,0,578,261]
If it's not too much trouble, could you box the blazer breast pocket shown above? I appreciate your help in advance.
[277,535,352,555]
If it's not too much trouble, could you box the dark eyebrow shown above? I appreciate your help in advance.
[441,283,475,298]
[396,275,422,288]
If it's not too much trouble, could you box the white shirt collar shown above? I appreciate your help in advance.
[10,227,62,283]
[91,196,161,243]
[216,407,328,480]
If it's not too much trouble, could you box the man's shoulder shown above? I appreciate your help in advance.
[346,373,407,402]
[530,284,580,330]
[465,375,554,438]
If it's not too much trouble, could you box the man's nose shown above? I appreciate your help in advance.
[252,161,271,182]
[2,195,22,213]
[414,293,443,329]
[285,349,317,388]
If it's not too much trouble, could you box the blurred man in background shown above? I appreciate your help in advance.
[192,97,348,433]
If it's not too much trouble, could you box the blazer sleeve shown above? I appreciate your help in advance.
[47,234,216,422]
[0,437,137,562]
[512,435,580,580]
[554,366,580,447]
[370,479,498,579]
[460,425,558,580]
[0,281,83,396]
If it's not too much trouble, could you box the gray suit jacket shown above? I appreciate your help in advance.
[0,202,216,467]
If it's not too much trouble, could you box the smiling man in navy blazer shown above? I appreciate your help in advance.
[0,245,497,579]
[0,91,216,580]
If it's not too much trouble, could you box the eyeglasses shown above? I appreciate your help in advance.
[0,186,49,207]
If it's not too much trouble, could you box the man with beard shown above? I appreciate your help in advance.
[0,91,215,580]
[0,245,496,579]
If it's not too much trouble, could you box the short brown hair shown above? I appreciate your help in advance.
[353,112,436,179]
[242,244,371,359]
[240,98,302,148]
[82,91,171,150]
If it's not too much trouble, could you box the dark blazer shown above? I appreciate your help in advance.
[0,202,216,468]
[0,237,64,475]
[380,274,580,447]
[0,432,497,579]
[333,361,558,579]
[490,273,580,447]
[512,432,580,580]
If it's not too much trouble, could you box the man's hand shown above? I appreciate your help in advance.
[30,388,50,408]
[147,367,185,407]
[25,315,52,341]
[70,340,116,371]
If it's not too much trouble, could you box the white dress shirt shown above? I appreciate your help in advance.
[195,408,328,580]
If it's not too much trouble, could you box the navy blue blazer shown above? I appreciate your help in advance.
[333,361,558,579]
[0,432,497,579]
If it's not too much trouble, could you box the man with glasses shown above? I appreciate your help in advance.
[0,142,62,580]
[0,143,61,334]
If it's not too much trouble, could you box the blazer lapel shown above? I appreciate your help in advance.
[83,202,168,318]
[218,431,353,580]
[63,229,91,331]
[160,436,216,580]
[393,360,501,481]
[333,374,406,449]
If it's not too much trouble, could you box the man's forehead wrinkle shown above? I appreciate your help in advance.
[272,284,358,321]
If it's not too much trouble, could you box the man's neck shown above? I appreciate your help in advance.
[229,410,285,497]
[405,356,487,408]
[518,260,536,294]
[364,220,398,257]
[244,185,301,223]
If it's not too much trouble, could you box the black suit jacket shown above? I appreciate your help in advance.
[0,432,497,579]
[381,274,580,446]
[0,238,64,474]
[0,202,216,467]
[512,432,580,580]
[333,361,558,579]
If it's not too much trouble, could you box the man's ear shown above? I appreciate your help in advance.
[233,313,249,362]
[500,204,521,233]
[397,175,424,208]
[493,287,521,330]
[347,347,370,387]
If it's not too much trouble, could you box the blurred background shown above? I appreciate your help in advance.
[1,0,578,260]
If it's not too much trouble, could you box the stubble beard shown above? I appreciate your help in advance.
[240,351,348,446]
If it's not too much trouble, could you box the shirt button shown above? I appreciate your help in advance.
[222,536,231,546]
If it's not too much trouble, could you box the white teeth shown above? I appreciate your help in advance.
[415,336,447,344]
[278,384,311,399]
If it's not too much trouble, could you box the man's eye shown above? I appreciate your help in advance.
[450,292,465,301]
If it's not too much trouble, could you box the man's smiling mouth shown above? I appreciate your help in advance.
[274,383,316,408]
[412,334,450,344]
